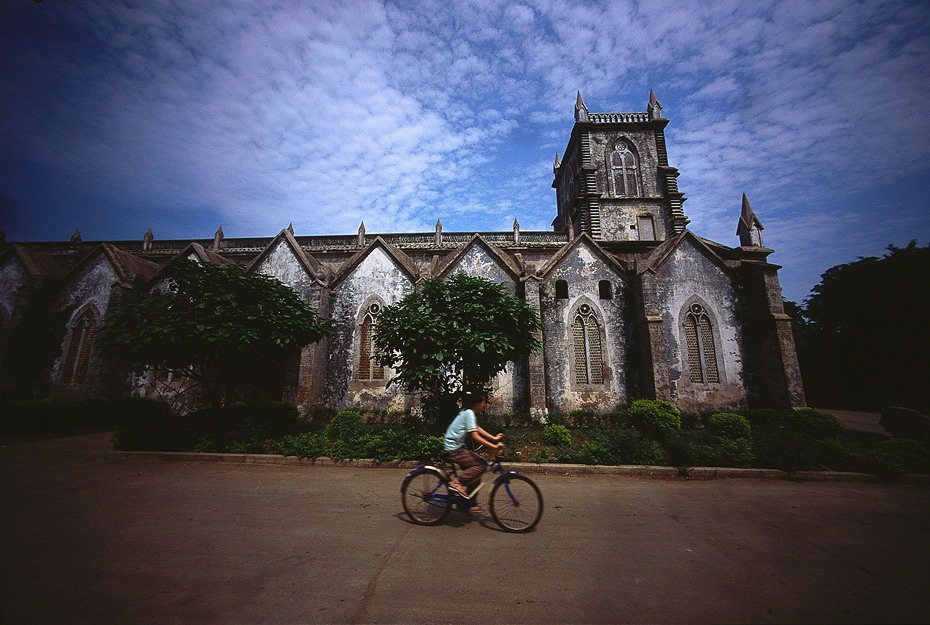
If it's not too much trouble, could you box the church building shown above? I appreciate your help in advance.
[0,92,806,415]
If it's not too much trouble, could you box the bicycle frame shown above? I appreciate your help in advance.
[401,456,522,509]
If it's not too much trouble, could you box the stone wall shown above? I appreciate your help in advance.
[47,256,117,399]
[540,240,629,412]
[325,245,415,412]
[651,237,746,412]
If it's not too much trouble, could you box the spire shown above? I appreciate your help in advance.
[737,194,765,247]
[648,89,663,119]
[287,223,294,234]
[574,91,589,122]
[435,219,442,246]
[212,225,224,250]
[142,227,154,252]
[71,228,82,243]
[553,152,561,175]
[513,219,521,245]
[357,221,366,246]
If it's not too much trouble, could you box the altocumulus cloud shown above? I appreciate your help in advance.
[2,0,928,301]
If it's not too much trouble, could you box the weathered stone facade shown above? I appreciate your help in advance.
[0,92,806,413]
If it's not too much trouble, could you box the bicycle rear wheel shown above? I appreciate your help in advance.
[401,468,451,525]
[489,474,543,532]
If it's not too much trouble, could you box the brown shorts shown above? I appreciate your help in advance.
[447,447,488,484]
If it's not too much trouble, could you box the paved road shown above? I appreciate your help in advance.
[2,433,929,625]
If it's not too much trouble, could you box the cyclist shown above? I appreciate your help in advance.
[444,391,504,502]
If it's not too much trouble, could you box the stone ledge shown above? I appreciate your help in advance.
[510,462,680,477]
[901,473,930,486]
[106,451,929,483]
[789,470,877,483]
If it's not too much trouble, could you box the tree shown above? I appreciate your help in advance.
[796,241,929,411]
[374,274,541,422]
[99,259,331,409]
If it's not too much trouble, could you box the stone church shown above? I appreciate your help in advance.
[0,92,806,415]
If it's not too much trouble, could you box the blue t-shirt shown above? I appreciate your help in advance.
[443,408,478,452]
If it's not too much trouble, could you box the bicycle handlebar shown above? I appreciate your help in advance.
[473,444,504,459]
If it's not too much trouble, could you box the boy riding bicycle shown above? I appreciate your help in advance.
[444,391,504,502]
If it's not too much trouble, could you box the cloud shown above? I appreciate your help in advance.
[2,0,928,300]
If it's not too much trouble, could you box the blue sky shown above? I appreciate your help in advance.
[2,0,928,303]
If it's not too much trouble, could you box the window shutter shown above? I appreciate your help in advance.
[684,304,719,384]
[684,314,703,383]
[698,316,719,383]
[359,316,372,380]
[572,315,588,384]
[63,311,96,384]
[358,304,385,381]
[586,317,604,384]
[572,305,604,385]
[637,215,656,241]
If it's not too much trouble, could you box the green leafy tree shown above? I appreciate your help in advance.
[797,241,929,411]
[99,259,330,409]
[374,274,541,422]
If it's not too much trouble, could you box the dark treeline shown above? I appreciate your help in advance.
[786,241,929,413]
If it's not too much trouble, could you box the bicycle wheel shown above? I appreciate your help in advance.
[489,474,543,533]
[401,468,451,525]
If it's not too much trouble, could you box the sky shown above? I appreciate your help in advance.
[2,0,929,303]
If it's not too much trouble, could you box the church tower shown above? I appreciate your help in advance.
[552,90,688,241]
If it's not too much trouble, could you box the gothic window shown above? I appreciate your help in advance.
[598,280,613,300]
[572,304,604,385]
[608,139,640,197]
[637,215,656,241]
[358,302,385,381]
[555,280,569,300]
[62,309,97,384]
[683,303,720,384]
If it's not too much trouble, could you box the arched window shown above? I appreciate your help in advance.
[598,280,613,300]
[683,303,720,384]
[608,139,640,197]
[572,304,604,385]
[62,309,97,384]
[555,280,569,300]
[358,302,384,381]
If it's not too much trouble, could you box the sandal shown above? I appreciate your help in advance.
[448,481,470,498]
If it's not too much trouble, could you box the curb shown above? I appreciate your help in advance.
[105,450,930,484]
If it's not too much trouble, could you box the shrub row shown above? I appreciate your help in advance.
[499,403,929,477]
[268,410,444,462]
[6,398,929,478]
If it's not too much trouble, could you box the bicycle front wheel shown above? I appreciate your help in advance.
[401,468,451,525]
[490,474,543,533]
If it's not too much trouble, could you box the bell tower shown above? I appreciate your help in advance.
[552,90,688,241]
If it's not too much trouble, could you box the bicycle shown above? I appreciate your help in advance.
[400,450,543,533]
